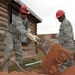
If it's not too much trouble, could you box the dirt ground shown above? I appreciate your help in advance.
[0,49,45,75]
[0,65,45,75]
[0,66,45,75]
[0,59,44,75]
[0,71,45,75]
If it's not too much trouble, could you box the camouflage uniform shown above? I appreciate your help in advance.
[3,15,30,72]
[58,18,74,72]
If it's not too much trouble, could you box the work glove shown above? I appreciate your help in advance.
[27,33,40,43]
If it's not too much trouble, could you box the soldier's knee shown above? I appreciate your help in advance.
[6,44,13,51]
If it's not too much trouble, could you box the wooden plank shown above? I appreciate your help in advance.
[0,51,4,58]
[0,21,8,28]
[0,46,36,51]
[0,2,8,10]
[0,42,5,46]
[0,38,4,42]
[23,50,38,58]
[0,27,6,31]
[30,25,35,29]
[0,16,8,22]
[0,11,9,19]
[0,45,5,51]
[22,47,36,51]
[0,50,37,62]
[30,29,36,34]
[0,30,5,37]
[27,43,35,47]
[0,51,15,59]
[30,22,36,28]
[0,7,8,13]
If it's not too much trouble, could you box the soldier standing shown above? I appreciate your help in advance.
[56,10,75,72]
[3,5,40,73]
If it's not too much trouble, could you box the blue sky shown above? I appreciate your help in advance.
[21,0,75,38]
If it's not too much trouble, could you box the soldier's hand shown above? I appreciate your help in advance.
[27,33,41,43]
[33,35,41,43]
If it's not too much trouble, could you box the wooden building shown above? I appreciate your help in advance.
[0,0,42,62]
[38,34,58,42]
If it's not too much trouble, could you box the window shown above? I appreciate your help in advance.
[12,9,18,21]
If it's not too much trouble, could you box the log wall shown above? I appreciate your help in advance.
[0,0,38,62]
[0,1,9,59]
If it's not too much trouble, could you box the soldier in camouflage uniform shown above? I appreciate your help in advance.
[3,5,39,73]
[56,10,75,72]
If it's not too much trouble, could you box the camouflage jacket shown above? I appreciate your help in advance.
[58,18,74,50]
[4,15,30,39]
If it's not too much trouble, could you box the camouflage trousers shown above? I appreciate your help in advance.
[58,55,74,72]
[3,32,23,73]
